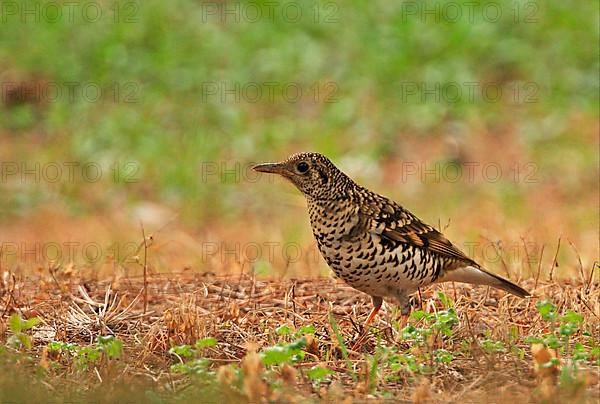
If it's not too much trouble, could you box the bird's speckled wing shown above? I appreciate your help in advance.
[357,195,478,268]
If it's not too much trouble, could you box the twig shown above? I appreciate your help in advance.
[567,238,586,285]
[291,280,298,327]
[520,236,534,280]
[549,237,561,281]
[534,244,545,291]
[140,222,149,314]
[1,272,17,317]
[588,261,599,291]
[482,236,511,278]
[94,367,103,383]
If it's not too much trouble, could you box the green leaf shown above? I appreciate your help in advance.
[298,324,316,335]
[169,345,194,358]
[368,353,379,393]
[509,325,519,343]
[512,346,526,360]
[536,300,557,322]
[558,323,578,337]
[22,317,41,331]
[572,343,588,361]
[306,365,331,380]
[410,310,429,321]
[561,311,583,324]
[524,336,544,344]
[96,335,115,344]
[170,359,212,375]
[261,346,294,366]
[433,309,458,337]
[261,337,307,366]
[287,338,307,351]
[8,314,22,333]
[395,353,425,373]
[19,334,32,350]
[434,349,454,363]
[401,324,417,336]
[437,292,454,308]
[48,341,77,352]
[276,324,292,335]
[195,337,218,349]
[480,339,506,353]
[401,325,432,342]
[76,346,103,368]
[328,313,355,381]
[86,349,102,362]
[47,341,64,352]
[95,335,123,358]
[104,339,123,358]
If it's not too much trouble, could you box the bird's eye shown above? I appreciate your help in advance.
[297,161,309,173]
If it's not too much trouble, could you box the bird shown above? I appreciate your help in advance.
[253,152,530,329]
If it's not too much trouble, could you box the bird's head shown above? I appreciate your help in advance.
[253,152,348,199]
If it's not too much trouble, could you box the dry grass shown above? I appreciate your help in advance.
[0,268,598,402]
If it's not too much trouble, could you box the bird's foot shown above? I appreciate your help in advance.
[350,296,383,352]
[350,329,371,352]
[397,313,409,331]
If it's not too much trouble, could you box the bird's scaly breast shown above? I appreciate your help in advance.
[307,198,433,297]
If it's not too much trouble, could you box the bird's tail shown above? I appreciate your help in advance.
[439,265,530,298]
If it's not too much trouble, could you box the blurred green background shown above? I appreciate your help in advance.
[0,0,598,276]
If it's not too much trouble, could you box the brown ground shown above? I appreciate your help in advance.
[2,269,598,402]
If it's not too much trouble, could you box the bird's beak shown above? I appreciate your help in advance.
[252,162,285,175]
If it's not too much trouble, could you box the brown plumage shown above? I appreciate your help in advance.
[253,152,529,325]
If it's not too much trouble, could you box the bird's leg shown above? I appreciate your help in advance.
[396,290,412,331]
[351,296,382,351]
[397,312,409,331]
[364,296,383,328]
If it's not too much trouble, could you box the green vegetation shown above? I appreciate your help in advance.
[5,313,41,350]
[526,300,600,367]
[48,335,124,370]
[1,0,597,223]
